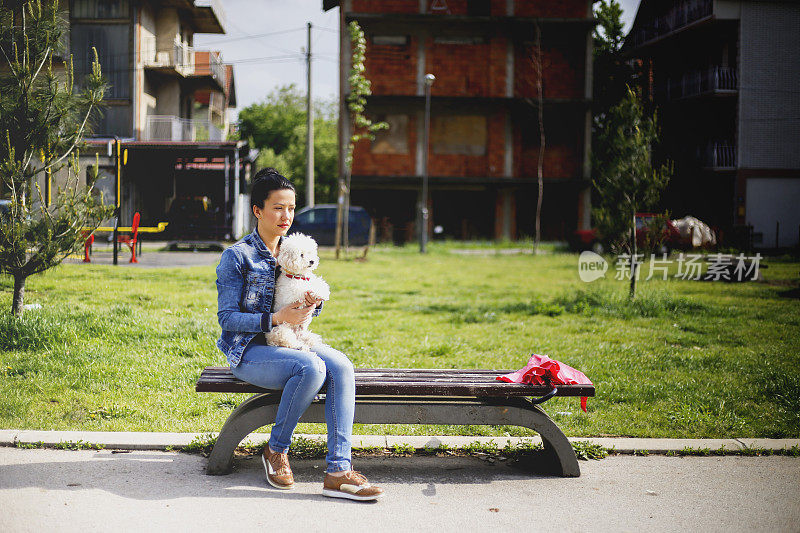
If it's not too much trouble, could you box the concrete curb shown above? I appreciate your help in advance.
[1,430,798,454]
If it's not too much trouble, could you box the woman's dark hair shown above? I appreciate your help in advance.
[250,168,295,210]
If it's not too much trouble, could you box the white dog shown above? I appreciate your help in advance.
[266,233,330,352]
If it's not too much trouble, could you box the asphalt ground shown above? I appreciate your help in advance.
[64,247,223,268]
[1,447,798,533]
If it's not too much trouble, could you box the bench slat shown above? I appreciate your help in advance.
[196,367,595,398]
[198,369,520,383]
[200,367,515,375]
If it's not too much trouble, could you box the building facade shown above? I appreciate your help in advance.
[627,0,800,249]
[324,0,595,242]
[55,0,251,240]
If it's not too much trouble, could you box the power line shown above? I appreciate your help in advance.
[195,26,307,45]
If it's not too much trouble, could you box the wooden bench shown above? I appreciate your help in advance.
[196,367,595,477]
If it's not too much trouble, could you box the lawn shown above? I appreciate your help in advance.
[1,243,798,439]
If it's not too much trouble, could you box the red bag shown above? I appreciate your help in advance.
[497,353,592,412]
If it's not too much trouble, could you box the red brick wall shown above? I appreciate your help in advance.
[518,143,580,179]
[427,36,507,97]
[349,0,587,17]
[514,0,589,18]
[351,0,418,13]
[490,0,508,15]
[421,0,515,15]
[486,112,506,176]
[364,36,418,95]
[428,38,488,97]
[427,111,506,177]
[352,114,418,176]
[352,111,511,178]
[514,44,584,99]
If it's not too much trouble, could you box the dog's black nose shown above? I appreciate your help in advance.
[309,260,315,265]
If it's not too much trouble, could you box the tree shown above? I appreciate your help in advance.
[592,88,671,299]
[531,21,545,253]
[592,0,636,117]
[334,21,387,259]
[0,0,112,317]
[238,85,338,205]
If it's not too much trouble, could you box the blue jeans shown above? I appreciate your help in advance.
[231,340,355,472]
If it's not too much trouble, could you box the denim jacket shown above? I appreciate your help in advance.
[216,227,322,367]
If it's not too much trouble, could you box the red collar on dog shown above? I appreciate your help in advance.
[284,273,310,281]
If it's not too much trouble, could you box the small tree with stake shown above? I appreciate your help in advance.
[593,87,671,299]
[334,21,387,259]
[0,0,111,317]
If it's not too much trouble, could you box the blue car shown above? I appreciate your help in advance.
[290,204,372,246]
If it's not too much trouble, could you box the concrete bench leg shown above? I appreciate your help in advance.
[206,395,580,477]
[206,393,281,475]
[502,399,581,477]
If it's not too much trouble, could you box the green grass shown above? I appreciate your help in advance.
[1,243,799,438]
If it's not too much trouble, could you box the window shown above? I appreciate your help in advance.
[467,0,491,16]
[371,115,409,154]
[372,35,409,46]
[88,104,132,137]
[431,115,487,156]
[296,207,336,225]
[433,36,486,45]
[71,0,129,19]
[71,24,130,99]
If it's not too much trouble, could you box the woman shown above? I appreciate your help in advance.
[215,168,383,501]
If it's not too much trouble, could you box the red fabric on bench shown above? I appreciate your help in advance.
[497,353,593,412]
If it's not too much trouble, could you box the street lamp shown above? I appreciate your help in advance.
[420,73,435,253]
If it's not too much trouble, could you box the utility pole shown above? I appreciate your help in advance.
[420,73,435,253]
[113,137,120,265]
[306,22,315,208]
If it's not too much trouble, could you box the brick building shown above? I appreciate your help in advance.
[626,0,800,249]
[323,0,595,242]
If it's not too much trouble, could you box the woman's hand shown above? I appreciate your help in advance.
[303,291,324,308]
[272,300,315,326]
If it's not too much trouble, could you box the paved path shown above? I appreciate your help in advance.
[1,447,798,532]
[64,249,222,268]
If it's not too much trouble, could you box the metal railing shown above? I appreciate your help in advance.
[705,141,736,169]
[660,66,738,100]
[206,52,225,84]
[143,115,223,142]
[143,43,224,83]
[143,41,194,74]
[631,0,713,48]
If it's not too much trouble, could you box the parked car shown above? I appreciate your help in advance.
[570,213,688,255]
[290,204,372,246]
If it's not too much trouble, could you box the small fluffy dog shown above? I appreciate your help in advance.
[266,233,330,352]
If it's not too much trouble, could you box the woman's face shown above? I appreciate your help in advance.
[254,188,295,238]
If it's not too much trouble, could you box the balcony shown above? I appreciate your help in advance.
[661,66,738,100]
[143,115,223,142]
[704,141,736,170]
[143,42,195,76]
[193,50,226,87]
[630,0,713,49]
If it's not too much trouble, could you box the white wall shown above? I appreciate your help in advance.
[746,178,800,247]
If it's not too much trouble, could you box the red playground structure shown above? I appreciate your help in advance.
[118,212,141,263]
[83,212,141,263]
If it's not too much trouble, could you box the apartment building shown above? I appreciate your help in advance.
[62,0,251,240]
[323,0,595,242]
[626,0,800,248]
